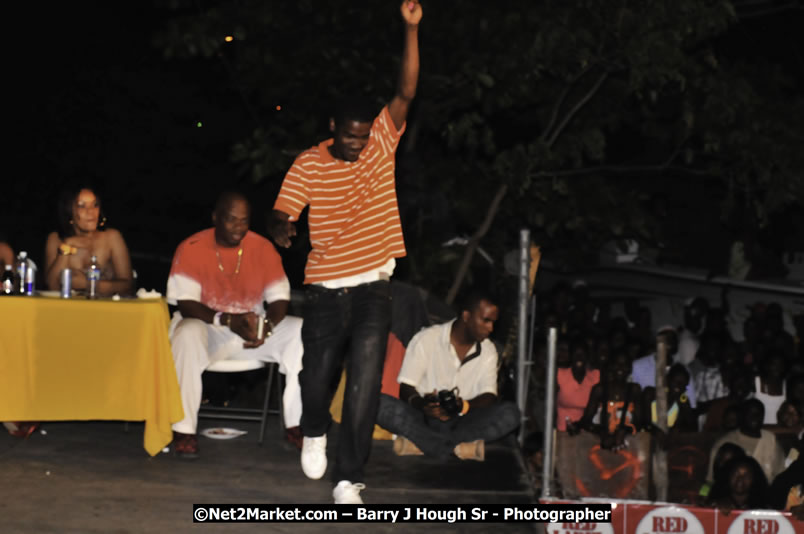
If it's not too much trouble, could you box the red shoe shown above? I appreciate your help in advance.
[6,422,39,438]
[172,431,199,459]
[285,426,303,450]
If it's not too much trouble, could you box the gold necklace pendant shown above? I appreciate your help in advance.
[216,247,243,275]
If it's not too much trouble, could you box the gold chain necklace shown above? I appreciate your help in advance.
[216,247,243,275]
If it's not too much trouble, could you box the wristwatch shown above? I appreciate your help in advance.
[265,317,275,338]
[459,399,470,416]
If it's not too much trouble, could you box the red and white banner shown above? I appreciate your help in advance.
[542,500,803,534]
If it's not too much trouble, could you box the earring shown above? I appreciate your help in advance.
[99,217,107,228]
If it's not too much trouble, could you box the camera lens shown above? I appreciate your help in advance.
[438,389,459,415]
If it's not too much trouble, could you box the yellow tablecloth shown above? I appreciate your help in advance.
[0,295,183,456]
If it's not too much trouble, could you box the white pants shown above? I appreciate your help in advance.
[169,312,304,434]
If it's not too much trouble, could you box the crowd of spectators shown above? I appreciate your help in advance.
[526,280,804,516]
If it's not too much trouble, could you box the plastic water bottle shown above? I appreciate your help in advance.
[23,258,35,295]
[16,251,28,295]
[87,255,100,299]
[1,265,14,295]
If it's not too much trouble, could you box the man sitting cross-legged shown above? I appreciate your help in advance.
[167,192,303,457]
[376,291,519,461]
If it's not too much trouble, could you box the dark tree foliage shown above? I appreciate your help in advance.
[154,0,803,291]
[11,1,799,294]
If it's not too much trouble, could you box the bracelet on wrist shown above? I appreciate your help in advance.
[459,399,470,416]
[265,317,275,338]
[59,243,78,256]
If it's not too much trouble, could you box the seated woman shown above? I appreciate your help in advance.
[707,455,769,511]
[0,239,13,270]
[776,400,801,430]
[642,363,698,436]
[569,350,642,451]
[698,442,746,503]
[556,338,600,431]
[44,185,133,297]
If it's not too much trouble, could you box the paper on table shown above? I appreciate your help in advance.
[136,288,163,299]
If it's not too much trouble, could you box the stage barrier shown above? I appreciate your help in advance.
[555,431,800,505]
[542,499,802,533]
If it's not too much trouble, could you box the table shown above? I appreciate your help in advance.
[0,295,183,456]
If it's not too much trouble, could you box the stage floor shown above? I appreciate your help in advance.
[0,418,536,533]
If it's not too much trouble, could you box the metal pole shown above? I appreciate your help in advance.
[526,294,537,381]
[541,327,557,498]
[520,293,537,443]
[516,229,530,446]
[654,339,669,501]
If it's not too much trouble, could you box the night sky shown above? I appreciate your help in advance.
[10,3,259,289]
[6,2,804,292]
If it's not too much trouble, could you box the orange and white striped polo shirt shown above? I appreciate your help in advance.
[274,106,407,285]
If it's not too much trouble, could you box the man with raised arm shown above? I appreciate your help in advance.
[167,192,303,458]
[268,1,422,504]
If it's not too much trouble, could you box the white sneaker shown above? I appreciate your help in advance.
[301,435,327,480]
[333,480,366,504]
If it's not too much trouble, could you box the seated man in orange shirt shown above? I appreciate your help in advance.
[167,192,303,457]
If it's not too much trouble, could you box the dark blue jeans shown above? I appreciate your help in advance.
[376,394,521,460]
[299,280,391,484]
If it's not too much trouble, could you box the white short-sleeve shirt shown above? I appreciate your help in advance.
[397,320,498,400]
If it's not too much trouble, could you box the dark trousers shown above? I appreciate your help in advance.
[299,280,391,484]
[376,393,521,460]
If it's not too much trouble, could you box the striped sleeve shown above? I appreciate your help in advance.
[277,107,408,284]
[274,151,313,221]
[374,106,406,154]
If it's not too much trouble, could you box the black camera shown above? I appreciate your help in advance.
[437,388,461,416]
